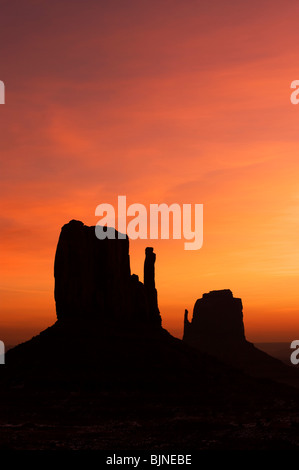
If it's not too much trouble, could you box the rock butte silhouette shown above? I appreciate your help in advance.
[3,218,297,389]
[54,220,161,326]
[2,220,299,450]
[184,289,299,387]
[5,220,216,390]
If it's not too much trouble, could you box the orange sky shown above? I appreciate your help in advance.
[1,0,299,345]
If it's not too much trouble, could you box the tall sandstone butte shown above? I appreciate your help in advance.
[183,289,299,387]
[184,289,246,349]
[54,220,161,326]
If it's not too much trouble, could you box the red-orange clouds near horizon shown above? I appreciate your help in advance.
[1,0,299,345]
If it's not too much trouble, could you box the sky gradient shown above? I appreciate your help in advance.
[1,0,299,345]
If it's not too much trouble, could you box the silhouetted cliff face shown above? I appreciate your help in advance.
[54,220,131,322]
[183,289,299,387]
[184,289,246,347]
[54,220,161,326]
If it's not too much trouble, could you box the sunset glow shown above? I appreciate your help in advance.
[1,0,299,345]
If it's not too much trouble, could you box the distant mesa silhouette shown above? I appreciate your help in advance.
[184,289,246,347]
[54,219,161,327]
[183,289,299,387]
